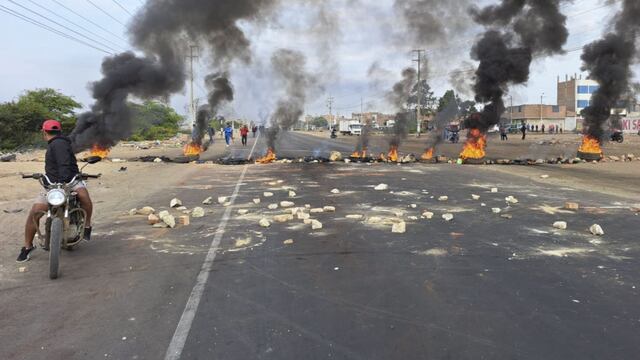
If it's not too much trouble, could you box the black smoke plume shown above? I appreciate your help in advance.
[581,0,640,141]
[386,67,417,149]
[266,49,317,151]
[425,99,459,151]
[69,0,276,152]
[191,73,234,147]
[466,0,569,133]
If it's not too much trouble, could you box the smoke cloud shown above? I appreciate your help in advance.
[386,67,417,149]
[465,0,570,133]
[266,49,319,151]
[191,73,234,146]
[425,100,459,151]
[69,0,277,152]
[581,0,640,141]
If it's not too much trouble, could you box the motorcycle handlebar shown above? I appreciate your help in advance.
[21,174,42,179]
[82,174,101,179]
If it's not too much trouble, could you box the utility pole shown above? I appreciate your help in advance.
[360,97,364,125]
[412,49,425,137]
[326,95,334,130]
[186,45,199,130]
[509,95,513,128]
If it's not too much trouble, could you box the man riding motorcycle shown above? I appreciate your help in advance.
[17,120,94,262]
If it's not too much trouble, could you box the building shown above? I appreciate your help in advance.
[351,112,395,128]
[505,104,576,131]
[557,75,600,114]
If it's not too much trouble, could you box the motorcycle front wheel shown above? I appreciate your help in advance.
[49,218,63,279]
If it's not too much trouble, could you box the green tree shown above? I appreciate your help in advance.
[437,90,458,113]
[0,88,81,150]
[128,101,182,141]
[310,116,328,128]
[459,100,478,118]
[407,80,437,115]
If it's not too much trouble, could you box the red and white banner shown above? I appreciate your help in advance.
[621,118,640,132]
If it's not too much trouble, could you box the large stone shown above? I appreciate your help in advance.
[268,204,279,210]
[590,224,604,236]
[422,211,434,220]
[392,221,406,233]
[310,208,324,214]
[565,202,580,210]
[259,218,271,228]
[158,210,169,219]
[323,206,336,212]
[280,201,295,208]
[331,189,340,194]
[237,209,249,215]
[311,219,323,230]
[191,207,205,218]
[346,214,364,220]
[263,192,274,197]
[170,198,182,208]
[442,213,454,222]
[137,206,155,215]
[553,221,567,230]
[505,196,519,205]
[253,198,261,204]
[329,151,343,162]
[163,214,176,228]
[218,196,228,204]
[400,154,417,163]
[0,153,17,162]
[438,196,449,202]
[147,214,161,225]
[129,208,138,216]
[471,194,480,200]
[374,184,389,191]
[283,239,294,245]
[288,191,297,198]
[273,214,294,223]
[492,208,502,214]
[297,212,310,220]
[202,197,213,205]
[490,188,498,193]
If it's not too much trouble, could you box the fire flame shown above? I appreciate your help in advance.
[379,152,387,162]
[421,148,434,161]
[578,135,603,156]
[256,148,277,164]
[459,129,486,160]
[351,148,368,159]
[387,146,399,162]
[183,142,202,156]
[89,144,110,159]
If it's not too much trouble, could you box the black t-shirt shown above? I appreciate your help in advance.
[45,136,80,183]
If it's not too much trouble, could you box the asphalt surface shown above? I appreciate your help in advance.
[2,132,639,360]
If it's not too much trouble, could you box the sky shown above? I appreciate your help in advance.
[0,0,635,124]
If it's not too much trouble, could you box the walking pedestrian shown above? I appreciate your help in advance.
[252,126,258,138]
[240,125,249,146]
[521,123,527,140]
[535,125,538,132]
[224,123,234,147]
[500,126,508,141]
[207,126,215,143]
[541,124,545,133]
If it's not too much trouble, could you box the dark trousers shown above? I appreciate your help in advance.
[521,131,526,140]
[242,135,248,146]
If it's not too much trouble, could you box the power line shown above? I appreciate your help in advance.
[0,4,112,54]
[26,0,127,50]
[6,0,120,53]
[111,0,133,17]
[84,0,127,27]
[50,0,126,42]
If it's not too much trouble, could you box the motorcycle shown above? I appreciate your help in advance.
[611,130,624,143]
[330,128,338,139]
[449,131,460,144]
[22,156,102,279]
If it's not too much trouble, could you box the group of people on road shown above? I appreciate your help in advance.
[206,124,258,147]
[518,123,564,140]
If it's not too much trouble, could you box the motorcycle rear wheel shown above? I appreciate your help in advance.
[49,218,62,279]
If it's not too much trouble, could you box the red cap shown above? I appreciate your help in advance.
[42,120,62,132]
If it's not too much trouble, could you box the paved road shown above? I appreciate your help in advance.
[2,133,639,359]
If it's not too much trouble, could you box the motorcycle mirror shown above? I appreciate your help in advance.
[85,156,103,164]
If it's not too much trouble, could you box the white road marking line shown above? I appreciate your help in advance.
[248,131,261,160]
[165,139,258,360]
